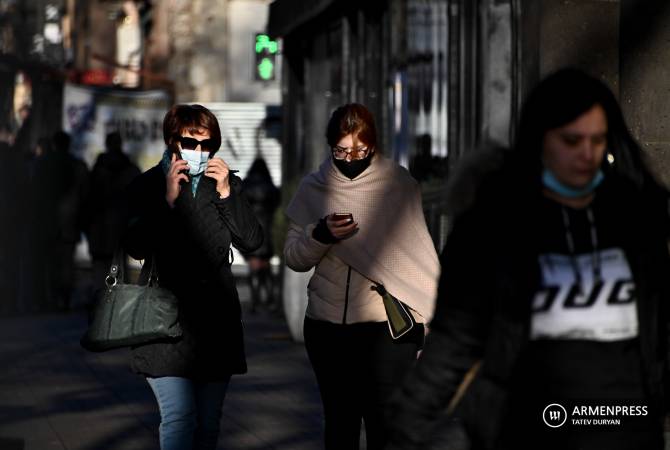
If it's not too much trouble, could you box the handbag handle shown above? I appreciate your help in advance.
[105,247,161,290]
[138,254,160,286]
[105,247,127,290]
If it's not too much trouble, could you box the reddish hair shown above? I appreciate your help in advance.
[326,103,377,150]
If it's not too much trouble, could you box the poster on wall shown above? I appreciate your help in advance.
[62,83,171,171]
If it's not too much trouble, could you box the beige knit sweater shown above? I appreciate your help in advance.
[285,155,440,324]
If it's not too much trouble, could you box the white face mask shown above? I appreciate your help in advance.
[180,149,210,175]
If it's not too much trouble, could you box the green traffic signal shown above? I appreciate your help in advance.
[256,34,278,54]
[258,58,274,80]
[255,34,277,80]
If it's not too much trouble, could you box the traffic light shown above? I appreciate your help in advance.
[254,34,278,81]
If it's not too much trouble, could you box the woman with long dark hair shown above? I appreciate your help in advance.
[387,68,670,450]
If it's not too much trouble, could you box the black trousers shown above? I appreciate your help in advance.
[304,317,423,450]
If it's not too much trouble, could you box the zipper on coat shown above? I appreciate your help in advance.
[342,266,352,324]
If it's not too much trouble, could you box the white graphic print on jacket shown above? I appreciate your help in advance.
[531,248,638,341]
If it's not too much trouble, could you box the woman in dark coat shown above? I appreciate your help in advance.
[386,69,670,450]
[123,104,262,450]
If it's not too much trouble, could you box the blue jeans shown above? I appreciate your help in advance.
[147,376,230,450]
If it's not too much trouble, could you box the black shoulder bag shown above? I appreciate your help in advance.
[80,250,182,352]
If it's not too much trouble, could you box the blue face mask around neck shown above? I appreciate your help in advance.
[541,168,604,198]
[181,149,210,176]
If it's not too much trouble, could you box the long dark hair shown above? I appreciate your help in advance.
[514,68,650,189]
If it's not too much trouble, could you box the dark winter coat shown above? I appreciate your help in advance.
[123,164,263,380]
[86,151,141,258]
[386,170,670,449]
[33,150,90,244]
[241,161,280,259]
[0,143,27,241]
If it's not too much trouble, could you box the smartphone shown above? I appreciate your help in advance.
[332,212,353,223]
[170,148,190,180]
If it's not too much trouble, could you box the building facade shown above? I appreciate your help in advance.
[269,0,517,249]
[269,0,670,249]
[143,0,281,103]
[0,0,282,152]
[0,0,69,151]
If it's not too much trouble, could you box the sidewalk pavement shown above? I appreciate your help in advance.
[0,302,325,450]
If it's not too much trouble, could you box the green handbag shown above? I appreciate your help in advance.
[80,250,182,352]
[370,284,416,339]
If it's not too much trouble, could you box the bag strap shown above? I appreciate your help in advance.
[361,273,387,296]
[137,253,161,286]
[446,360,482,415]
[105,247,127,289]
[106,247,160,289]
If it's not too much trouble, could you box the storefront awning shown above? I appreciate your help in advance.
[268,0,339,37]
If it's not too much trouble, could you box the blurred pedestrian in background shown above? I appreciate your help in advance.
[85,131,140,302]
[11,104,32,158]
[33,136,48,158]
[16,136,51,313]
[284,103,440,450]
[31,136,50,167]
[33,131,90,311]
[386,68,670,450]
[122,104,262,450]
[5,105,34,313]
[241,156,280,313]
[0,124,26,315]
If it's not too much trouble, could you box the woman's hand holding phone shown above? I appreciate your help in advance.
[165,152,189,208]
[326,212,357,239]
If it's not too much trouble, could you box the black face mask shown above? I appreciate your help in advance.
[333,153,373,179]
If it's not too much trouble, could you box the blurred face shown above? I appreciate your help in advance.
[332,133,373,162]
[542,104,608,189]
[0,129,12,145]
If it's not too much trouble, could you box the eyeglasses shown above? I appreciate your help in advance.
[175,135,216,152]
[331,145,370,160]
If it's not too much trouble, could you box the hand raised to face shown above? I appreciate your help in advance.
[165,152,189,208]
[205,156,231,199]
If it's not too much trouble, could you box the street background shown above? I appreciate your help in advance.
[0,278,326,450]
[4,1,670,449]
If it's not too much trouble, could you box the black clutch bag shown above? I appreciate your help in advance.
[80,250,182,352]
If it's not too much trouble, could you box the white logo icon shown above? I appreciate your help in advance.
[543,403,567,428]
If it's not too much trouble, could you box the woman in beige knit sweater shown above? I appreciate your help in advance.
[284,103,440,450]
